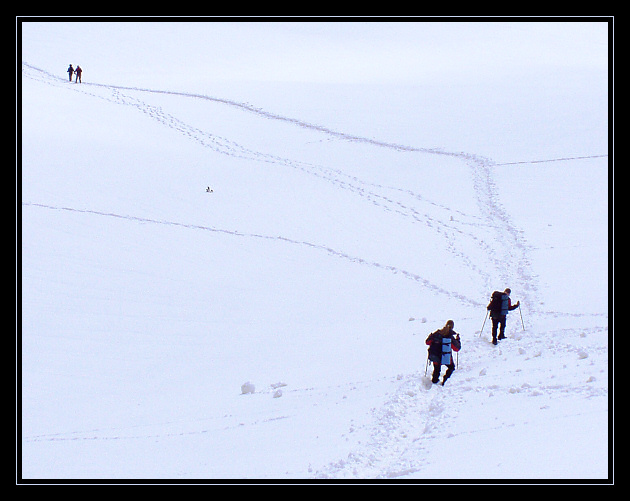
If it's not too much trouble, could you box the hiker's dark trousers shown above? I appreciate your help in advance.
[432,362,455,384]
[491,316,506,341]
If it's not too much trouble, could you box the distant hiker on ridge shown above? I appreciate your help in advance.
[425,320,461,385]
[67,64,74,82]
[487,288,520,345]
[74,65,82,83]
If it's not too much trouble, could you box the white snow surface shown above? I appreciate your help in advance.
[19,21,611,482]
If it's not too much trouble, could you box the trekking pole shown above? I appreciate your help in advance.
[479,311,489,337]
[518,304,525,331]
[424,356,430,376]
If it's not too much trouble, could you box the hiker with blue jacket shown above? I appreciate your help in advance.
[426,320,461,385]
[487,288,520,345]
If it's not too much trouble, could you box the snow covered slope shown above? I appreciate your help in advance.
[19,21,610,481]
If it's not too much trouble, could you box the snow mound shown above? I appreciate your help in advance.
[241,382,256,395]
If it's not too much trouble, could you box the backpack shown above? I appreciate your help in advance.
[440,336,452,365]
[427,332,453,365]
[488,290,504,317]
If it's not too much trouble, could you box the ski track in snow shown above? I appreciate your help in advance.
[20,63,608,479]
[22,201,480,308]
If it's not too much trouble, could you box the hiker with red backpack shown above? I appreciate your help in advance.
[487,288,520,345]
[425,320,461,385]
